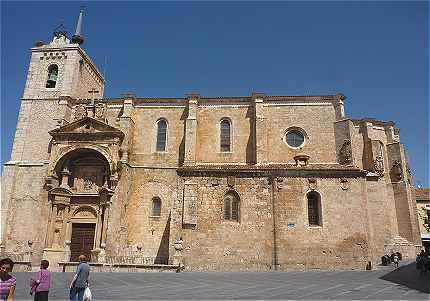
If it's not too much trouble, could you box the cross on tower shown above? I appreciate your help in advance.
[88,88,99,106]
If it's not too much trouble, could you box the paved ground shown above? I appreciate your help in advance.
[12,262,429,300]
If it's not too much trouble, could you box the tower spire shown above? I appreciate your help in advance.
[72,8,85,45]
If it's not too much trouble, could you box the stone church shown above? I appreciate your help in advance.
[1,13,422,272]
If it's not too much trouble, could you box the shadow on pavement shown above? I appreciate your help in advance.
[379,262,430,293]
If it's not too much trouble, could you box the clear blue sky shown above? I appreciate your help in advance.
[1,1,428,185]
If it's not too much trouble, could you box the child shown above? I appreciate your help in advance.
[393,253,399,268]
[31,260,51,301]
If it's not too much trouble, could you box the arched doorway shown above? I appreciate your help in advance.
[46,149,113,262]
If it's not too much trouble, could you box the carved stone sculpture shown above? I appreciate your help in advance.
[308,178,317,190]
[372,141,385,176]
[173,238,184,267]
[84,177,94,190]
[73,104,87,120]
[373,156,384,176]
[391,160,403,181]
[340,178,349,190]
[95,103,106,120]
[339,140,352,165]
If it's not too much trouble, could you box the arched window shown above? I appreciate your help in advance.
[224,191,240,221]
[156,119,168,152]
[152,197,161,217]
[220,119,231,152]
[307,191,322,226]
[46,64,58,88]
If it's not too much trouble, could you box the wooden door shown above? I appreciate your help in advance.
[70,223,96,262]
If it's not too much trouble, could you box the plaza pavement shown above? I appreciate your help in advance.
[12,262,429,300]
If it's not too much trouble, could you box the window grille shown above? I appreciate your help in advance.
[156,120,167,152]
[220,119,231,152]
[307,191,321,226]
[152,197,161,216]
[286,131,304,148]
[224,191,239,222]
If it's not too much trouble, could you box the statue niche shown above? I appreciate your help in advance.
[54,150,111,194]
[69,156,107,193]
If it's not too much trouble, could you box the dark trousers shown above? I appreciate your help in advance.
[34,291,49,301]
[69,287,85,301]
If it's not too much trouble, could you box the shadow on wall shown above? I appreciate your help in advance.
[379,262,430,293]
[154,214,171,264]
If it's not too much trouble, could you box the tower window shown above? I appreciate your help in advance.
[46,64,58,88]
[152,197,162,217]
[220,119,231,152]
[307,191,322,226]
[156,119,168,152]
[224,191,240,222]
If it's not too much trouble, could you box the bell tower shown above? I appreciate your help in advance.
[1,10,105,258]
[23,9,104,100]
[10,9,105,162]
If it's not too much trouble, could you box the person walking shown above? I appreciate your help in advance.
[31,260,51,301]
[393,253,399,268]
[69,255,90,301]
[0,258,16,301]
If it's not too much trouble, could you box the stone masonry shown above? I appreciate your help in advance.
[1,30,422,272]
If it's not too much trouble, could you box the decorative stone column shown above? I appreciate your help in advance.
[60,167,71,188]
[64,240,71,262]
[101,202,111,247]
[94,206,103,249]
[98,243,106,263]
[24,240,33,262]
[47,204,57,247]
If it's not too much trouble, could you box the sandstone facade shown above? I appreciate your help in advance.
[0,33,422,271]
[415,188,430,253]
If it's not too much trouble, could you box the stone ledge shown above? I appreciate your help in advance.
[58,262,181,273]
[10,261,32,272]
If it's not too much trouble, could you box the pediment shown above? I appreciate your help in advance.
[49,117,124,141]
[49,186,73,196]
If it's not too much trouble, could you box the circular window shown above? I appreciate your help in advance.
[285,130,305,148]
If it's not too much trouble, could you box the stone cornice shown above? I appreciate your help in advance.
[101,94,343,107]
[178,164,366,178]
[351,118,395,127]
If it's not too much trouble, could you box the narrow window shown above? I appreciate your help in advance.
[307,191,322,226]
[152,197,161,216]
[46,64,58,88]
[224,191,240,222]
[220,119,231,152]
[156,119,167,152]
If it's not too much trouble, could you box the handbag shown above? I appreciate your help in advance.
[83,286,92,301]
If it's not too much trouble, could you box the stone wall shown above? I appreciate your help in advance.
[168,174,372,271]
[275,177,370,270]
[2,34,421,272]
[196,106,253,164]
[265,104,337,164]
[125,168,176,262]
[1,164,49,262]
[131,106,185,166]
